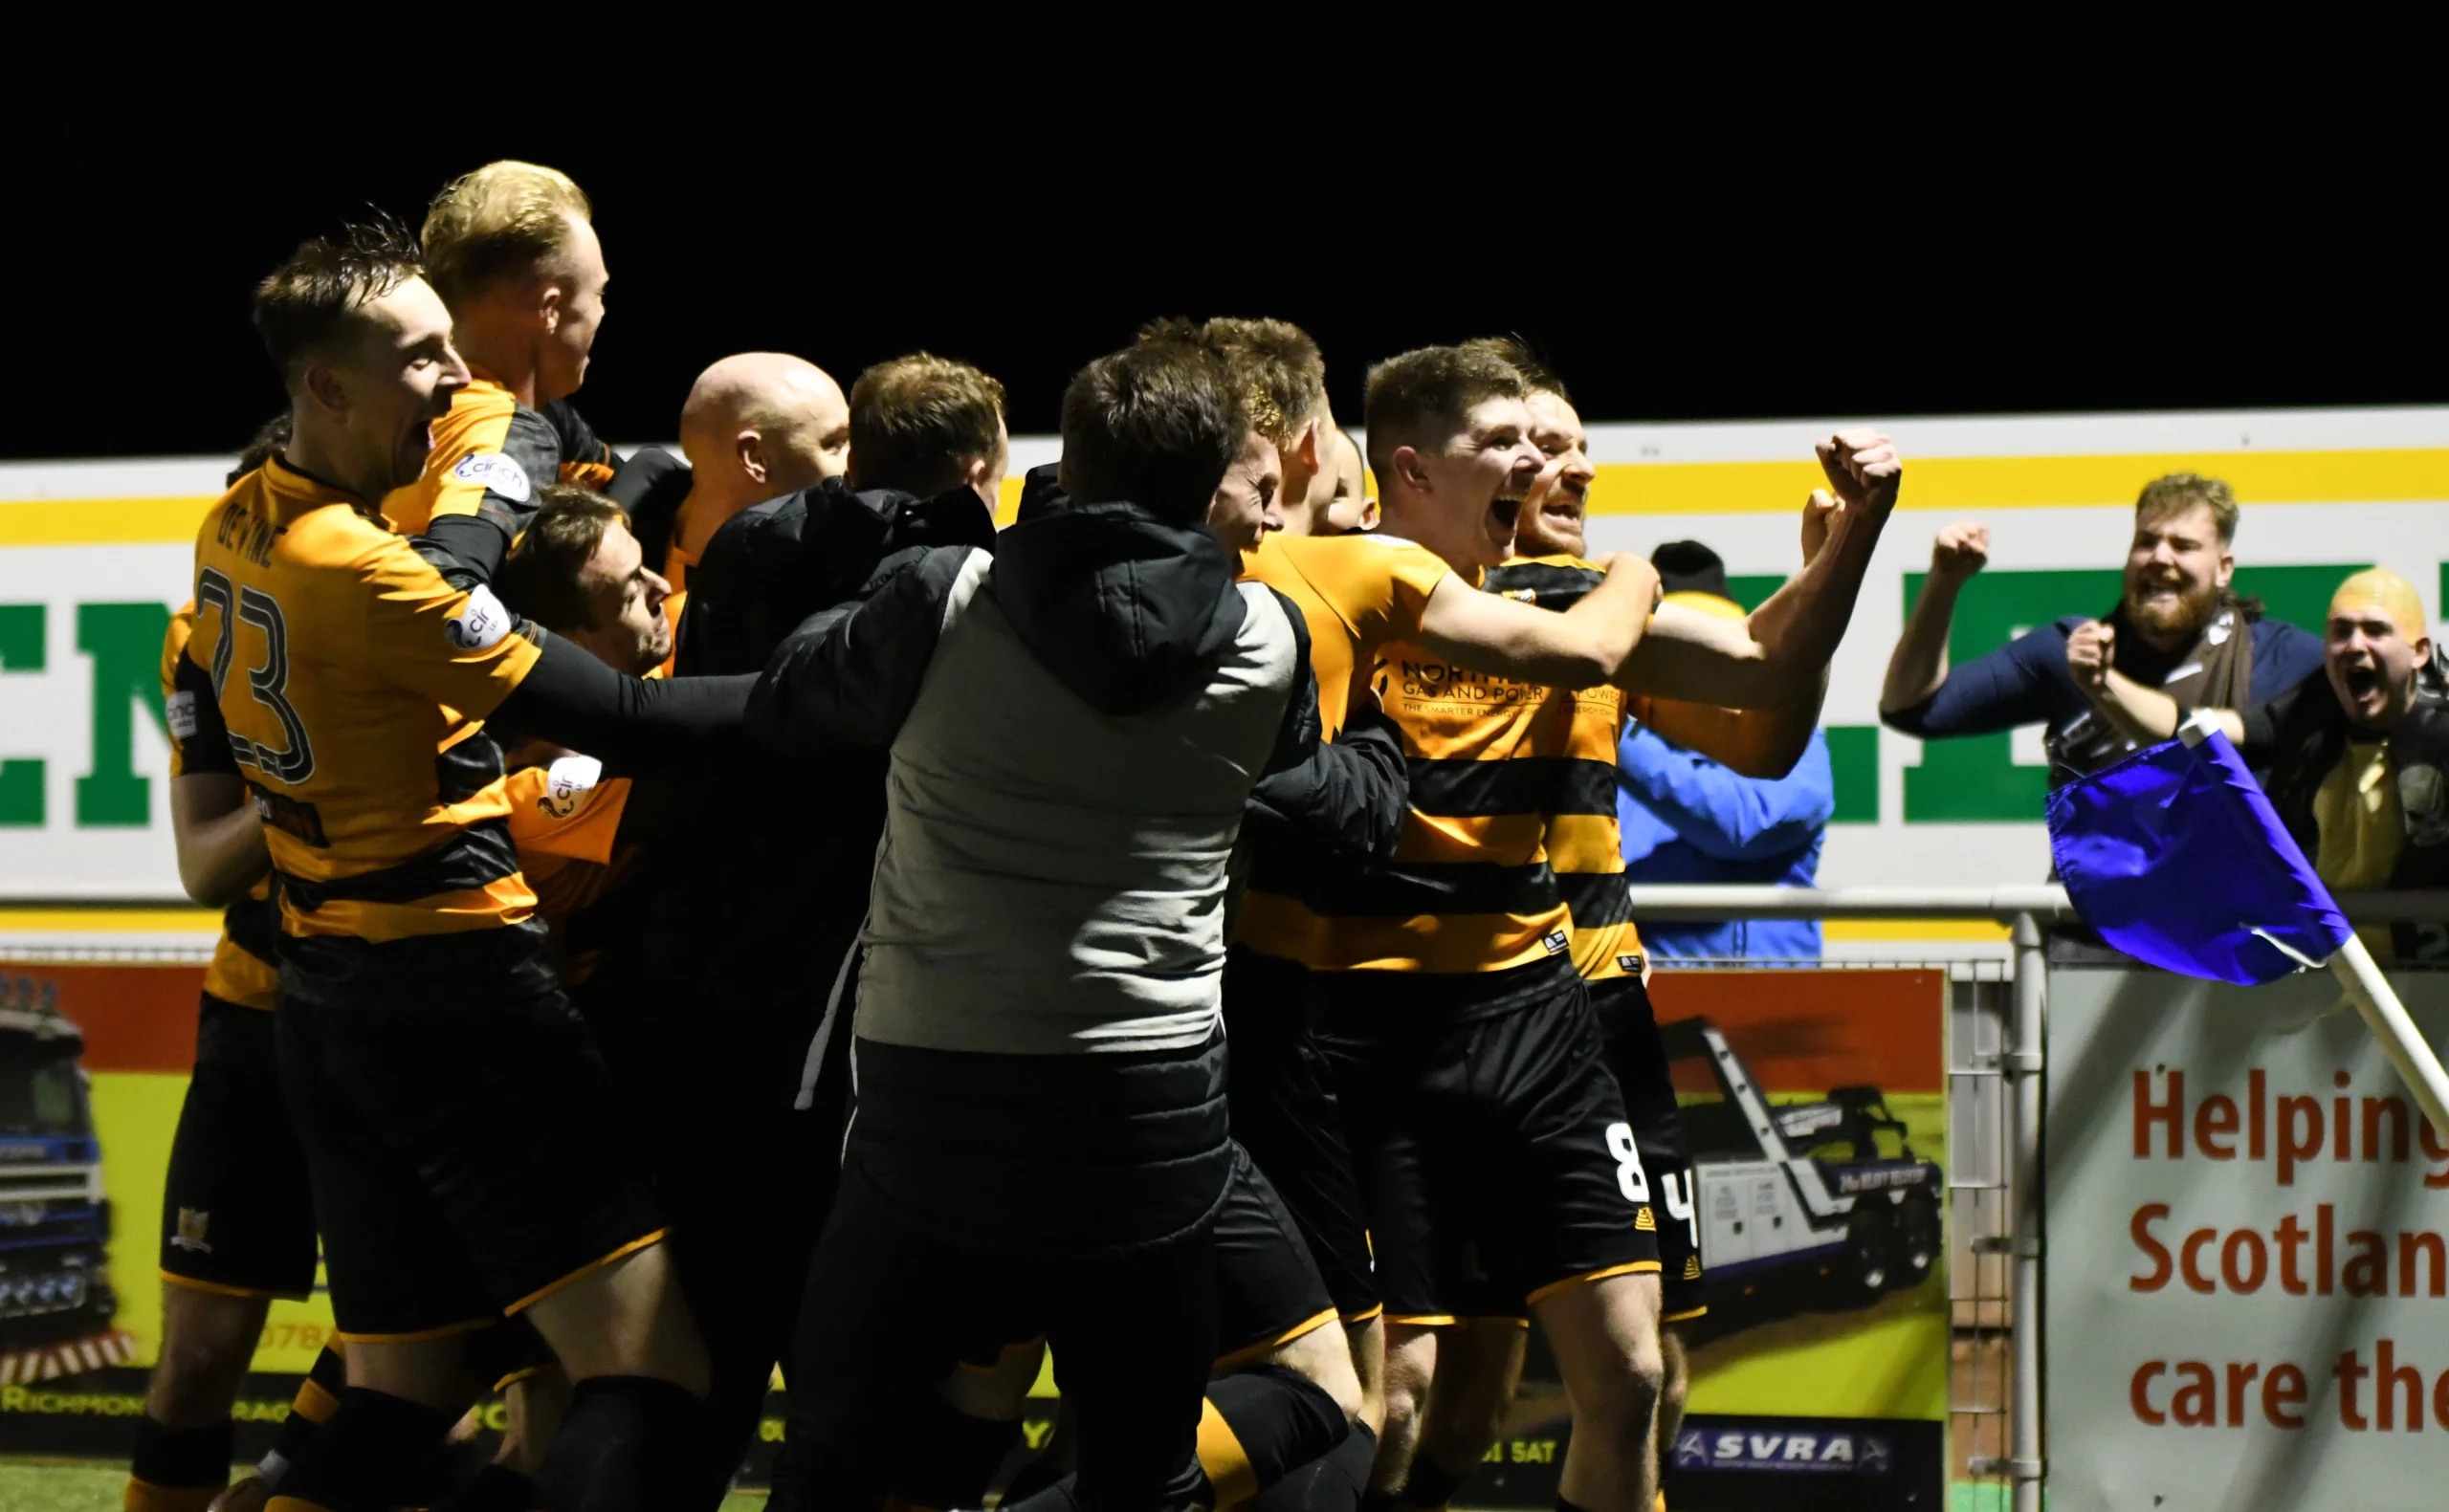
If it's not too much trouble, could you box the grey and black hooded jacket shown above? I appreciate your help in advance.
[749,500,1403,1253]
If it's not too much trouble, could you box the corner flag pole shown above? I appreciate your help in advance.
[2327,932,2449,1142]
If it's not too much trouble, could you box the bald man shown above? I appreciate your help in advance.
[671,352,851,597]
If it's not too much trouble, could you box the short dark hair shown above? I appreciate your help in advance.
[496,485,628,632]
[227,412,293,487]
[2136,471,2240,545]
[849,353,1006,493]
[1137,317,1326,449]
[1059,342,1247,523]
[1362,344,1526,484]
[1459,334,1568,404]
[251,214,427,386]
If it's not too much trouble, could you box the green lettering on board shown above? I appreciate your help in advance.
[1826,725,1878,823]
[0,604,43,825]
[1899,565,2363,822]
[76,602,171,827]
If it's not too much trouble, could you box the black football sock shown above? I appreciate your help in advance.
[1245,1419,1376,1512]
[126,1414,235,1510]
[270,1387,458,1512]
[432,1461,536,1512]
[1359,1490,1402,1512]
[1397,1453,1469,1510]
[1555,1499,1597,1512]
[531,1375,714,1512]
[893,1397,1024,1509]
[258,1344,351,1489]
[1198,1368,1351,1506]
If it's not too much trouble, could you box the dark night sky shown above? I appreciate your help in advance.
[9,55,2442,457]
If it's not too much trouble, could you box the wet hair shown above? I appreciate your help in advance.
[1137,317,1327,449]
[250,213,426,386]
[1059,342,1247,524]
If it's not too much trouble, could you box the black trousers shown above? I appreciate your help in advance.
[783,1163,1217,1511]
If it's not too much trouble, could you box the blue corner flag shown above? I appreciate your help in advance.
[2045,727,2353,985]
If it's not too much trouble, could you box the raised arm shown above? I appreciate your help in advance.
[1616,430,1902,711]
[748,545,977,755]
[1413,552,1661,689]
[1636,692,1825,781]
[1880,522,1989,715]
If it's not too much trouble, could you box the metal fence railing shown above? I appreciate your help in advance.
[1623,884,2449,1512]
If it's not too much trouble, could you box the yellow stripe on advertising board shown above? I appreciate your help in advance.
[0,496,218,546]
[0,908,221,934]
[1823,919,2011,943]
[1585,449,2449,515]
[15,447,2449,543]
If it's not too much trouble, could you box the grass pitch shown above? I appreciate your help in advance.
[0,1459,772,1509]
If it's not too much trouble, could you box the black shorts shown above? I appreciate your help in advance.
[159,995,318,1299]
[1586,975,1707,1323]
[1318,959,1660,1324]
[1223,949,1379,1322]
[276,925,667,1341]
[1214,1143,1337,1370]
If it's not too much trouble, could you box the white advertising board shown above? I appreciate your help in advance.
[2046,967,2449,1508]
[3,406,2447,904]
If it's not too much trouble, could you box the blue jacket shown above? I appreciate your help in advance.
[1617,725,1833,959]
[1881,613,2325,746]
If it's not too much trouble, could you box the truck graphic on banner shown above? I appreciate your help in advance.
[1664,1016,1942,1326]
[0,972,126,1380]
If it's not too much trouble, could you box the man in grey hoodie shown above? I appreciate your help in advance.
[750,340,1403,1511]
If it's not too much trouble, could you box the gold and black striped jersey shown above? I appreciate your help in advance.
[160,603,278,1010]
[1313,624,1578,987]
[1482,556,1647,983]
[185,453,543,944]
[502,755,637,990]
[1234,531,1456,969]
[381,372,616,537]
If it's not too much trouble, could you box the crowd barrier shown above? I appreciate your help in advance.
[3,893,2442,1509]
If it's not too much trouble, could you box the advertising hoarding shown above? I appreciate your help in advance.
[7,409,2445,921]
[2046,967,2449,1510]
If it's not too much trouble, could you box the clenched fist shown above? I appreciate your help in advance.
[2066,619,2116,693]
[1929,521,1990,584]
[1816,429,1903,518]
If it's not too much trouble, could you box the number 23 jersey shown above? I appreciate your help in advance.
[184,453,543,943]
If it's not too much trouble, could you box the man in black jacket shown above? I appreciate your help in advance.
[753,340,1401,1511]
[581,356,1008,1500]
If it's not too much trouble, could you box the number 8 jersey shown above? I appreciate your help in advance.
[183,453,544,943]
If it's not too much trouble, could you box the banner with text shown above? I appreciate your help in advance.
[1472,968,1951,1509]
[2046,966,2449,1511]
[9,408,2449,911]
